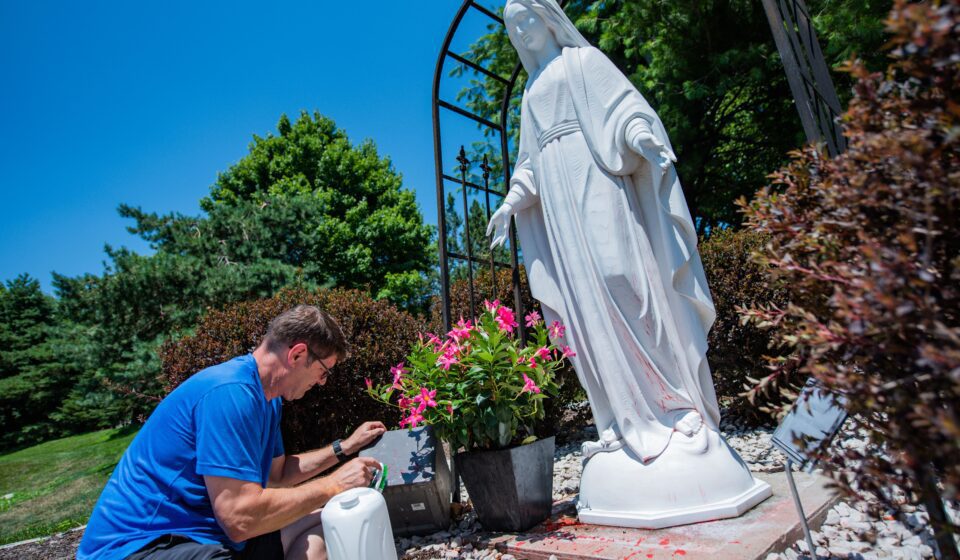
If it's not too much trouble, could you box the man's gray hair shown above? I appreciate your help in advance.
[264,305,350,361]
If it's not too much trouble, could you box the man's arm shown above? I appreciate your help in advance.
[269,421,386,488]
[207,456,381,543]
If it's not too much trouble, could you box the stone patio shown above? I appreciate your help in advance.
[490,470,839,560]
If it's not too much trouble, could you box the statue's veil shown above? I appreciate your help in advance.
[504,0,590,76]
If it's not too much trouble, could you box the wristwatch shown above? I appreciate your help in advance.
[332,439,347,462]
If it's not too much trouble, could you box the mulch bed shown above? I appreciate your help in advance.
[0,527,84,560]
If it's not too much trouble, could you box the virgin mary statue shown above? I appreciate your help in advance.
[487,0,771,528]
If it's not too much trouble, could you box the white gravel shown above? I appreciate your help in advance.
[396,412,956,560]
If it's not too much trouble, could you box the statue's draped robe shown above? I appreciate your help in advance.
[511,46,720,462]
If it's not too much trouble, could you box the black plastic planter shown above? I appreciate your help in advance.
[455,436,555,532]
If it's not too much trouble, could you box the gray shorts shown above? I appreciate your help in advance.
[125,531,283,560]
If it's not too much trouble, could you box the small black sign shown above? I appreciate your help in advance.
[771,377,848,471]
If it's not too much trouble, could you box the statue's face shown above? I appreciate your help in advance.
[505,3,551,54]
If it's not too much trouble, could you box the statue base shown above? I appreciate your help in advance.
[577,426,772,529]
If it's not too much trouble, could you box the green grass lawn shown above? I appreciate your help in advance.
[0,427,138,545]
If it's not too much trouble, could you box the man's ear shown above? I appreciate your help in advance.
[287,342,309,366]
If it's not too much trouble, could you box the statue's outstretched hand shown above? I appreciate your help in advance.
[631,130,677,171]
[486,203,514,249]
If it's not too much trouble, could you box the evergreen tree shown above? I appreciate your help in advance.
[0,275,66,449]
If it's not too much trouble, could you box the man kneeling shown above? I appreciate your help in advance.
[78,305,386,560]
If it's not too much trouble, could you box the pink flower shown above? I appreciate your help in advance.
[414,387,438,409]
[446,404,454,415]
[561,345,577,358]
[390,362,408,389]
[441,340,463,357]
[528,356,538,368]
[364,378,373,390]
[400,412,424,428]
[437,353,459,370]
[483,299,501,312]
[398,396,413,409]
[495,306,518,333]
[424,333,442,351]
[448,318,473,342]
[524,310,542,328]
[521,373,541,394]
[548,321,566,339]
[535,346,552,361]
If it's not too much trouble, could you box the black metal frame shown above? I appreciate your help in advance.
[432,1,526,337]
[762,0,847,156]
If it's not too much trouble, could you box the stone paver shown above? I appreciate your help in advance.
[493,471,837,560]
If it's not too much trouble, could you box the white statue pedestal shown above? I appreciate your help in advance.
[577,426,772,529]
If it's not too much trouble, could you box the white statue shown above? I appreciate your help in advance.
[487,0,771,528]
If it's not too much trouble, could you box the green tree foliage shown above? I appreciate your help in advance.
[51,244,300,428]
[443,191,512,283]
[0,275,52,379]
[455,0,888,230]
[444,193,465,267]
[0,275,68,449]
[47,111,435,430]
[198,111,434,305]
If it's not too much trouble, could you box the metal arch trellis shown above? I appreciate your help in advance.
[432,0,847,343]
[762,0,847,156]
[431,0,527,340]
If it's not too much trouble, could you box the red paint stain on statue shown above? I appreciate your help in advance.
[659,538,670,546]
[674,550,687,556]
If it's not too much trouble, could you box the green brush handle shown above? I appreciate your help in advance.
[369,463,388,492]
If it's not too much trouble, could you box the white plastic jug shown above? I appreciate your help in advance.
[321,487,398,560]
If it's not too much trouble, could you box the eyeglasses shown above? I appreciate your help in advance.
[313,353,333,383]
[292,344,334,383]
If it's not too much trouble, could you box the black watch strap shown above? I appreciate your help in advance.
[332,439,346,462]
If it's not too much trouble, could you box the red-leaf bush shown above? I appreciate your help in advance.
[699,228,791,424]
[739,0,959,550]
[160,287,424,454]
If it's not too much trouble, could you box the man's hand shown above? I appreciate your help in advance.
[328,457,381,494]
[342,421,386,455]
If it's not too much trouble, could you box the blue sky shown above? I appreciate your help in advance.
[0,0,504,292]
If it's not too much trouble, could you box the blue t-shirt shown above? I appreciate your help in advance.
[78,355,284,560]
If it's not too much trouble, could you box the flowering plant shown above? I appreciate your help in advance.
[366,300,574,450]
